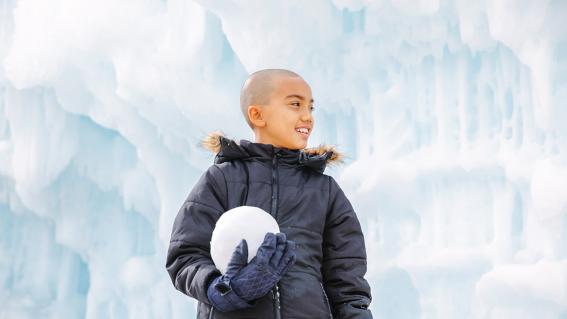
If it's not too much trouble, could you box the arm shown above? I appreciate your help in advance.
[322,176,373,319]
[165,165,226,304]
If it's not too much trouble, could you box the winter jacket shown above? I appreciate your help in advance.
[166,132,373,319]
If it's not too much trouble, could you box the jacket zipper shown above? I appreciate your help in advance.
[271,152,280,218]
[271,152,282,319]
[319,282,333,319]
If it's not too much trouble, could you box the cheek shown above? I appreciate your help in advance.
[277,112,296,128]
[270,119,291,134]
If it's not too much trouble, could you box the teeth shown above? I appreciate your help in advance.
[296,128,309,134]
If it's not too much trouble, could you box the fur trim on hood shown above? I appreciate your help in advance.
[200,130,345,167]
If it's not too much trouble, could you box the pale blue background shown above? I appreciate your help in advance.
[1,0,566,318]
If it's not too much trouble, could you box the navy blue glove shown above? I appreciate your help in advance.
[207,232,296,312]
[206,239,254,312]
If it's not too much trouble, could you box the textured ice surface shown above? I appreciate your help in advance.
[0,0,566,318]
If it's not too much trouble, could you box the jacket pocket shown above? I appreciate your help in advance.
[319,282,333,319]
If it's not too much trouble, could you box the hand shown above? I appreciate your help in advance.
[207,232,296,312]
[232,232,296,301]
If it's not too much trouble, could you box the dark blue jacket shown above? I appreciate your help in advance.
[166,132,373,318]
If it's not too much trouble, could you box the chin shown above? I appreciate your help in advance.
[285,142,304,150]
[284,138,308,150]
[296,141,308,150]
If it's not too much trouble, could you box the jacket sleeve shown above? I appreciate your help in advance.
[322,176,373,319]
[165,165,227,304]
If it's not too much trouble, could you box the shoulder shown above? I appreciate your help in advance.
[322,173,341,193]
[210,159,250,180]
[199,163,226,182]
[208,159,271,187]
[190,164,227,196]
[325,174,355,210]
[203,159,251,176]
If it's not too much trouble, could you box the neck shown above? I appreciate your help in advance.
[253,129,283,148]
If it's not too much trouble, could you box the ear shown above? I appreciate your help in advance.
[248,105,266,127]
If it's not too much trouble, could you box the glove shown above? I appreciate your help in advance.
[207,232,296,312]
[232,232,296,300]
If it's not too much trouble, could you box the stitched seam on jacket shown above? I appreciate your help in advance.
[319,281,334,319]
[212,164,228,212]
[338,296,372,304]
[283,225,322,235]
[322,256,366,261]
[326,176,333,220]
[327,209,355,227]
[168,239,215,247]
[326,177,357,225]
[184,200,224,215]
[226,180,328,190]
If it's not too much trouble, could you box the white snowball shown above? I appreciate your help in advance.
[210,206,280,274]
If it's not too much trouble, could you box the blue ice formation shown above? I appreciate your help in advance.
[0,0,566,318]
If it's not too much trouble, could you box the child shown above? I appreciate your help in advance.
[166,69,373,318]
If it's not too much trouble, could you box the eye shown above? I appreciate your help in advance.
[290,102,301,107]
[310,106,315,111]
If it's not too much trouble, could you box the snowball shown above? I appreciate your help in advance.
[210,206,280,274]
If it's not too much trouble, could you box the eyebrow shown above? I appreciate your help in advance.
[285,94,314,103]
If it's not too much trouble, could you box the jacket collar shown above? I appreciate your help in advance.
[200,131,344,173]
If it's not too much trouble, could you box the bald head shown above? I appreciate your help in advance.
[240,69,302,129]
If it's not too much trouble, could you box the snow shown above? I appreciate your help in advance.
[210,206,280,274]
[0,0,566,318]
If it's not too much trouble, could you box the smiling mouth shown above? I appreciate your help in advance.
[295,127,310,136]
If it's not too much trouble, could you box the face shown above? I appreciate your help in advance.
[256,76,314,150]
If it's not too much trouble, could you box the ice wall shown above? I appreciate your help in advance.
[0,0,566,318]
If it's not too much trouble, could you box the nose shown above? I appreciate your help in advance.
[300,108,313,123]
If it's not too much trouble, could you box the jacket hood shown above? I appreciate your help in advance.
[200,131,345,173]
